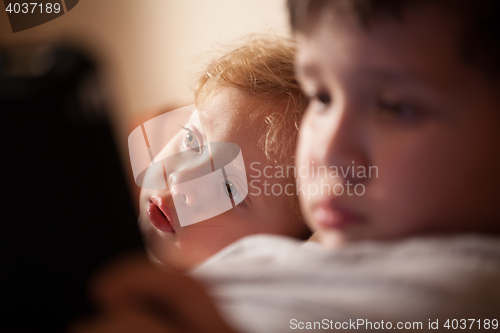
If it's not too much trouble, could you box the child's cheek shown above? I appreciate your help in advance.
[247,164,287,198]
[370,129,457,230]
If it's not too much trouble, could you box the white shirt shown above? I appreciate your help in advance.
[192,234,500,333]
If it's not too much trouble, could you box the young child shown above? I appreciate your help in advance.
[135,35,311,271]
[290,0,500,249]
[73,1,500,332]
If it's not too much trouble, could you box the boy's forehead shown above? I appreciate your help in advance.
[295,4,463,85]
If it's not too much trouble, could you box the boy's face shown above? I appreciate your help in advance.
[139,88,306,270]
[295,6,500,247]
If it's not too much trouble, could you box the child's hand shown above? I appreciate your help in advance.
[69,256,237,333]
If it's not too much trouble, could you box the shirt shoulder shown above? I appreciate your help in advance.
[190,234,500,333]
[194,234,325,273]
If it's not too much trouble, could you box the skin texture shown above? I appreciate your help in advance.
[295,5,500,248]
[139,88,308,271]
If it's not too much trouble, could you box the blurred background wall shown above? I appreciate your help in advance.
[0,0,291,206]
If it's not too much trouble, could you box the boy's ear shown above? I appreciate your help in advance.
[4,0,80,33]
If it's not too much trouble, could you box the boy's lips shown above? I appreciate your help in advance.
[147,196,175,233]
[312,201,365,230]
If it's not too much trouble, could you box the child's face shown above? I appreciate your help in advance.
[295,6,500,247]
[139,88,306,270]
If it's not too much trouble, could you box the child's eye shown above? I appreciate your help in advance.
[317,91,332,105]
[309,91,332,111]
[378,99,415,121]
[223,179,247,208]
[301,82,331,112]
[224,180,238,199]
[182,128,201,153]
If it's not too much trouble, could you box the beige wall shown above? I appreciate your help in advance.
[0,0,290,168]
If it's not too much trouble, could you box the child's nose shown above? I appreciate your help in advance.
[168,161,212,186]
[167,156,214,206]
[320,102,368,182]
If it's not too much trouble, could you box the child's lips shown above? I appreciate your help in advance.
[147,198,175,233]
[312,201,365,230]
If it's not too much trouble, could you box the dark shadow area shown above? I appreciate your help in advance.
[0,45,144,333]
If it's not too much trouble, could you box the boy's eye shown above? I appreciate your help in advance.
[301,82,331,112]
[317,91,332,105]
[378,99,415,120]
[183,128,201,153]
[308,90,332,111]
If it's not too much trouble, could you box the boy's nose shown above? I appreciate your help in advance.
[320,102,368,182]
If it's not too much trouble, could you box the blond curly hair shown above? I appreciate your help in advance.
[194,34,308,220]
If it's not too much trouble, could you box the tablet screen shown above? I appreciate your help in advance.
[0,45,144,333]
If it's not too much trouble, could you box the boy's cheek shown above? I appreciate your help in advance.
[370,147,468,235]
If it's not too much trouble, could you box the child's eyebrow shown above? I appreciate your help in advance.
[362,68,430,85]
[195,107,208,121]
[296,64,320,79]
[297,62,431,87]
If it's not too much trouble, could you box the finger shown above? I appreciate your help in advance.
[89,256,236,333]
[90,256,185,312]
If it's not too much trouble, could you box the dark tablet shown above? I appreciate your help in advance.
[0,45,144,333]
